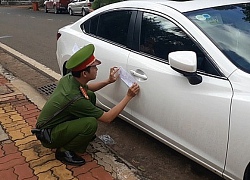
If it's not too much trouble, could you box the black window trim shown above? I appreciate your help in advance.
[80,8,137,50]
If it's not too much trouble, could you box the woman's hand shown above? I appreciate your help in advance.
[127,83,140,98]
[108,67,119,83]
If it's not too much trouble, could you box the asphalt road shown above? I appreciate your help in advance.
[0,5,224,180]
[0,5,81,73]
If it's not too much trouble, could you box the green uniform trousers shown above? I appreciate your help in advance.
[42,117,97,153]
[41,91,98,153]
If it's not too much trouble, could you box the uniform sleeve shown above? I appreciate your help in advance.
[91,0,100,10]
[69,97,104,119]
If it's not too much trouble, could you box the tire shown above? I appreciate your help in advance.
[82,9,86,17]
[69,8,73,16]
[244,163,250,180]
[44,5,48,13]
[54,6,58,14]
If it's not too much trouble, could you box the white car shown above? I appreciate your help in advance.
[56,0,250,179]
[67,0,93,16]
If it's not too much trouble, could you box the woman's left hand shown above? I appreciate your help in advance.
[108,67,119,83]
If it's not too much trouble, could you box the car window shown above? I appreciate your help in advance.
[82,10,132,46]
[185,3,250,74]
[83,15,99,35]
[140,12,220,76]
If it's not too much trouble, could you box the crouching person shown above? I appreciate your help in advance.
[34,44,140,166]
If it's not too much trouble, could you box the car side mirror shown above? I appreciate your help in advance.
[169,51,202,85]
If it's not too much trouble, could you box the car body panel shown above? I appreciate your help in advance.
[125,50,232,176]
[224,69,250,179]
[67,0,93,15]
[44,0,70,13]
[127,0,250,13]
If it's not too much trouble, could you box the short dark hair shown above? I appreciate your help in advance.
[71,66,91,78]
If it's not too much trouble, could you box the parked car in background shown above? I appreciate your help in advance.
[67,0,94,16]
[56,0,250,179]
[44,0,70,14]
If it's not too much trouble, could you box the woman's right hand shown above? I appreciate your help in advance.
[127,83,140,98]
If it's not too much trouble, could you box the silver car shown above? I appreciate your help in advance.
[67,0,94,16]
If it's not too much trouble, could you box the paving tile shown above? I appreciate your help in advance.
[0,168,18,179]
[82,153,94,162]
[18,140,38,151]
[19,108,39,116]
[71,161,100,176]
[16,94,27,101]
[27,154,53,168]
[3,105,15,112]
[0,156,26,170]
[0,151,23,164]
[8,123,28,131]
[2,142,19,155]
[21,126,33,136]
[77,172,99,180]
[91,166,114,180]
[15,105,28,113]
[10,114,23,121]
[23,176,38,180]
[8,129,25,140]
[15,136,37,146]
[51,164,74,180]
[14,162,34,179]
[24,116,37,127]
[25,104,38,111]
[0,115,13,124]
[0,125,9,141]
[22,111,40,119]
[0,76,9,84]
[33,160,62,175]
[11,100,30,107]
[22,148,39,162]
[0,108,4,113]
[37,171,57,180]
[4,121,27,131]
[0,84,12,95]
[0,95,16,102]
[0,145,4,157]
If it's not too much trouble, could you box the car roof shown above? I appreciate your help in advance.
[125,0,250,12]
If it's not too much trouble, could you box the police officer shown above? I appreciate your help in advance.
[36,44,140,166]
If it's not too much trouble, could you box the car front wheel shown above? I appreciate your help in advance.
[44,5,48,13]
[82,9,86,16]
[69,8,74,15]
[54,6,58,14]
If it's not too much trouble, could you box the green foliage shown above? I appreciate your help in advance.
[91,0,124,10]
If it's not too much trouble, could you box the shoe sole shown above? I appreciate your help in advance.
[55,156,86,166]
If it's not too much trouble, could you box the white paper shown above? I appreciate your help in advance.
[118,67,136,87]
[72,43,80,54]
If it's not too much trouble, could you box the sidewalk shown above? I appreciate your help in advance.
[0,67,140,179]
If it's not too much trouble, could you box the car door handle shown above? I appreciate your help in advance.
[130,70,148,80]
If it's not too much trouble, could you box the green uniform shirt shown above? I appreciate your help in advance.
[91,0,123,10]
[36,73,104,129]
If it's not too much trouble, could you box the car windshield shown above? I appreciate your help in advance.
[185,3,250,73]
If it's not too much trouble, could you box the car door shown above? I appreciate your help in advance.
[126,11,233,174]
[81,10,137,118]
[73,0,85,13]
